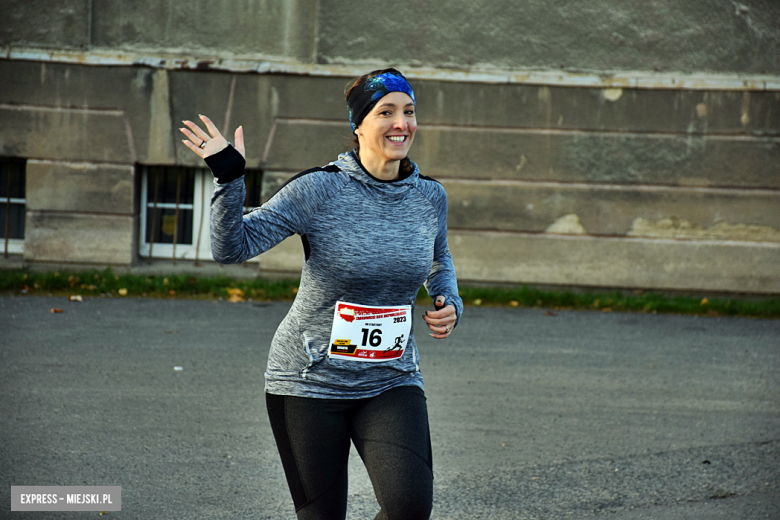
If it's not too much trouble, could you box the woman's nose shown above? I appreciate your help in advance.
[392,113,408,130]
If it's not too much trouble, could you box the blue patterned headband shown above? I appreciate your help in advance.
[347,71,416,132]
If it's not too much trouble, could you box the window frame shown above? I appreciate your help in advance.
[138,165,263,263]
[1,158,26,255]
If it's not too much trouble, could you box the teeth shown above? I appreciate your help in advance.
[387,136,405,142]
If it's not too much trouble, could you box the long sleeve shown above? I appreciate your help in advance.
[423,184,464,327]
[206,146,339,264]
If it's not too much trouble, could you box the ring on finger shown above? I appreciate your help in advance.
[445,325,451,333]
[198,140,207,149]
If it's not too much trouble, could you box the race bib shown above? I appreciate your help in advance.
[328,301,412,362]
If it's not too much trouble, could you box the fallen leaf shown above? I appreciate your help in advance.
[700,298,709,305]
[118,288,128,296]
[601,307,613,312]
[509,300,519,307]
[68,295,83,302]
[50,308,65,313]
[473,298,482,306]
[543,310,558,317]
[169,290,176,296]
[226,287,245,302]
[226,288,244,297]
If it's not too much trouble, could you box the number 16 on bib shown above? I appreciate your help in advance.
[328,301,412,362]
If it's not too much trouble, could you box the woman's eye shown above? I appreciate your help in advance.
[405,110,416,116]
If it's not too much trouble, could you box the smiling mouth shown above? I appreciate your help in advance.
[387,136,407,143]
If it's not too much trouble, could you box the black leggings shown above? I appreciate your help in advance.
[265,385,433,520]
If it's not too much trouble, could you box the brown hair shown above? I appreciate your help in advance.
[345,68,414,176]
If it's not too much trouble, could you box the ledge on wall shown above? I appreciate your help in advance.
[3,46,780,91]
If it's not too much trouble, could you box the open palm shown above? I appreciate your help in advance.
[180,114,245,159]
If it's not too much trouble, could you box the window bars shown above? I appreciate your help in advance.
[1,159,25,258]
[142,166,261,265]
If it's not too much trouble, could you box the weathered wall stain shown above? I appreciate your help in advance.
[628,217,780,243]
[546,214,588,235]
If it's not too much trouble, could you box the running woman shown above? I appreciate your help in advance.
[180,68,462,520]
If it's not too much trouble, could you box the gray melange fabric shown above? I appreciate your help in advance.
[209,148,463,399]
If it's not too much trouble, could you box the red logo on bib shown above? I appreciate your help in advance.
[337,303,406,323]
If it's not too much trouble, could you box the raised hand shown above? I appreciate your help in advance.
[180,115,246,159]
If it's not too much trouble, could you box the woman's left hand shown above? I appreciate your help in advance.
[423,296,457,339]
[180,114,246,160]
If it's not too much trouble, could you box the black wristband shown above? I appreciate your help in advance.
[204,145,246,184]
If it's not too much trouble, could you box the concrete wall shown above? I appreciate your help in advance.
[3,1,779,74]
[316,0,780,75]
[1,1,779,293]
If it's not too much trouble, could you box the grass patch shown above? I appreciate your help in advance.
[1,268,778,318]
[0,268,300,302]
[455,285,780,319]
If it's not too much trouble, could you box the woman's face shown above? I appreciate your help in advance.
[356,91,417,164]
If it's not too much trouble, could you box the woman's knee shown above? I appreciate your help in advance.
[374,470,432,520]
[377,497,432,520]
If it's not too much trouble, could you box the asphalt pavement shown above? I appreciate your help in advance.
[1,295,778,519]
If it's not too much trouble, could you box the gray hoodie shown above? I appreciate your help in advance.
[209,148,463,399]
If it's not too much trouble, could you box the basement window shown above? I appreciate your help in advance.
[139,166,263,262]
[1,158,26,255]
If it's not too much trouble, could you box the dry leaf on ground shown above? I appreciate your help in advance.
[227,288,245,303]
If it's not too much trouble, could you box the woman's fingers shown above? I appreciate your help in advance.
[179,125,209,159]
[423,302,456,339]
[234,125,246,158]
[182,119,211,143]
[181,138,206,159]
[424,304,455,323]
[199,114,222,139]
[180,126,204,146]
[179,115,242,159]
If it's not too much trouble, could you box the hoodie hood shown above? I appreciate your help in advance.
[330,149,419,204]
